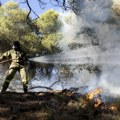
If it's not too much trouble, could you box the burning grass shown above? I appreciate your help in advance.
[0,89,120,120]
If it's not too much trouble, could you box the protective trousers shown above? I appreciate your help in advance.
[1,67,28,92]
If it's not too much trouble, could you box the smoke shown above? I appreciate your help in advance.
[29,0,120,95]
[57,0,120,95]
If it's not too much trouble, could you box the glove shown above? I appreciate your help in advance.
[0,56,6,63]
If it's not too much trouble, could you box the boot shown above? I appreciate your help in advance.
[1,82,9,93]
[23,85,28,93]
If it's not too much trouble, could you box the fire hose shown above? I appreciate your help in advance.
[0,59,31,64]
[0,59,13,64]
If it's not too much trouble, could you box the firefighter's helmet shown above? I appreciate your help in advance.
[12,41,20,50]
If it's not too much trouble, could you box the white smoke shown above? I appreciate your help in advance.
[29,0,120,95]
[58,0,120,95]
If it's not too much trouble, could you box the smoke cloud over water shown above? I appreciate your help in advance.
[29,0,120,95]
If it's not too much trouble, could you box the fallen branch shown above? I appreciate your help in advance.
[29,80,61,91]
[29,86,53,90]
[49,80,61,88]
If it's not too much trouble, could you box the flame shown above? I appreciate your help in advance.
[109,104,117,112]
[94,98,102,108]
[86,88,102,100]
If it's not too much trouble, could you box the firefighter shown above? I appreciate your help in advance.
[0,41,28,93]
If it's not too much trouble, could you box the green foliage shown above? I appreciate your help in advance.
[42,33,62,52]
[0,1,28,40]
[21,32,42,54]
[0,3,62,55]
[37,9,62,53]
[37,9,61,34]
[0,1,42,54]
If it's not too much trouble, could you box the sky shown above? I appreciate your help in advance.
[0,0,63,18]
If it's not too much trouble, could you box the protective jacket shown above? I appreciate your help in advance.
[0,49,26,69]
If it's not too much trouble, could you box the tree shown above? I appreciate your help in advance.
[0,1,42,54]
[41,33,62,53]
[37,9,61,34]
[37,9,62,53]
[22,0,69,19]
[0,0,76,21]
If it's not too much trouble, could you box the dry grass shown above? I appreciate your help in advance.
[0,92,120,120]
